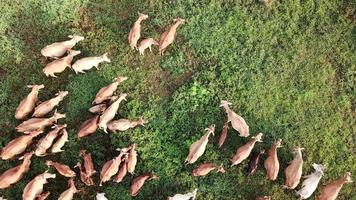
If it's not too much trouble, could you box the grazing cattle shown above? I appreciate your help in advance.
[99,148,129,186]
[128,12,149,50]
[96,193,108,200]
[16,111,65,133]
[284,147,304,189]
[107,117,146,132]
[185,125,215,164]
[89,104,108,114]
[37,192,50,200]
[0,152,33,189]
[256,196,271,200]
[41,35,84,58]
[22,171,56,200]
[296,163,325,199]
[15,84,44,120]
[192,163,225,177]
[74,150,96,186]
[45,160,76,177]
[114,154,129,183]
[33,91,68,117]
[130,173,158,197]
[218,122,229,148]
[34,124,66,156]
[264,139,282,181]
[317,172,352,200]
[138,38,158,55]
[127,143,138,175]
[220,100,249,137]
[50,128,69,153]
[1,130,42,160]
[72,53,110,74]
[98,93,127,133]
[230,133,263,166]
[167,189,198,200]
[58,178,78,200]
[43,50,80,77]
[159,18,185,55]
[93,76,127,104]
[77,115,100,138]
[247,149,265,175]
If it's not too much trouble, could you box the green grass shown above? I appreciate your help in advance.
[0,0,355,199]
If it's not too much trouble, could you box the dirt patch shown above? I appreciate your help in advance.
[0,68,6,79]
[344,4,356,24]
[78,8,95,32]
[145,68,193,97]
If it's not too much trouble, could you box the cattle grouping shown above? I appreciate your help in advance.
[0,11,352,200]
[182,100,353,200]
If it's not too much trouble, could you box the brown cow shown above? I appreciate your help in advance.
[159,18,185,55]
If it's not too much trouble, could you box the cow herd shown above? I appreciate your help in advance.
[0,12,353,200]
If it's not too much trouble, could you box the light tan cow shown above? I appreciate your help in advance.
[37,191,50,200]
[138,38,158,55]
[98,93,127,133]
[43,50,80,77]
[317,172,352,200]
[99,148,129,186]
[58,178,78,200]
[80,150,96,177]
[185,125,215,164]
[220,100,249,137]
[41,35,84,58]
[159,18,185,55]
[130,173,158,197]
[96,193,108,200]
[167,189,198,200]
[15,84,44,120]
[296,163,325,199]
[107,117,146,132]
[89,96,118,114]
[127,143,137,175]
[75,162,93,186]
[77,115,99,138]
[93,76,127,104]
[33,91,68,117]
[22,171,56,200]
[0,130,42,160]
[192,163,225,177]
[114,154,129,183]
[50,128,68,153]
[230,133,263,166]
[74,149,95,186]
[16,111,65,133]
[45,160,76,177]
[128,12,149,50]
[72,53,111,74]
[256,196,271,200]
[34,124,66,156]
[0,152,33,189]
[218,122,229,148]
[89,104,108,114]
[284,147,304,189]
[264,139,282,181]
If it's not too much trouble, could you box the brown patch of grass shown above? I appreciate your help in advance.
[0,68,6,79]
[78,8,95,32]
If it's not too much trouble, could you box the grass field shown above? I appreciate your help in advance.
[0,0,355,199]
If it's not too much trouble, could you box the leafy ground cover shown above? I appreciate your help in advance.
[0,0,355,199]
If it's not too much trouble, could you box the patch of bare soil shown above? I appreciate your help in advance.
[0,67,5,79]
[78,8,95,32]
[145,68,193,97]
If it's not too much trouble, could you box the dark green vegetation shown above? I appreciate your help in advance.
[0,0,355,199]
